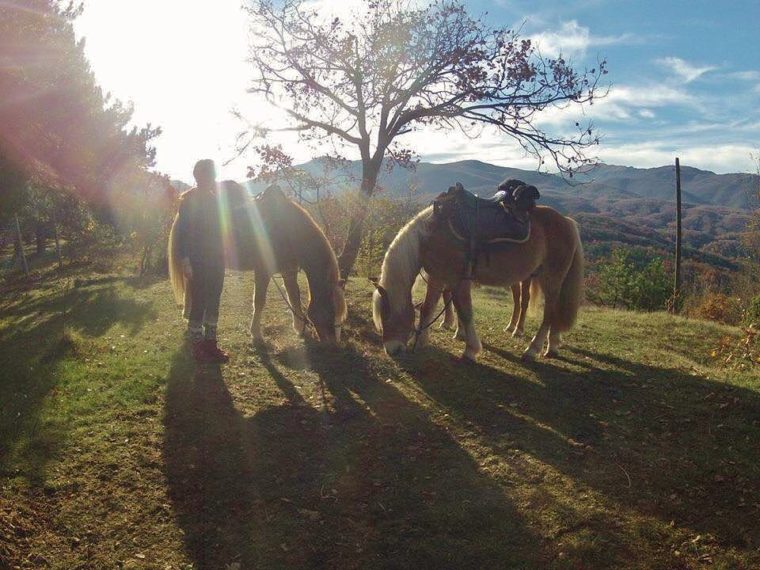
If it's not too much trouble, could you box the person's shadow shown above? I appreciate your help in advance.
[163,344,544,568]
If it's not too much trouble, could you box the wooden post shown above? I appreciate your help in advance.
[14,214,30,277]
[673,157,682,313]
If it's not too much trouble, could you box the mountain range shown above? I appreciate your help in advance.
[271,158,757,210]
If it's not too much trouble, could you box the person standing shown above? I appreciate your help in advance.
[175,159,229,363]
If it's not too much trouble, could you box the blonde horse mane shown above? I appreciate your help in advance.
[373,206,434,331]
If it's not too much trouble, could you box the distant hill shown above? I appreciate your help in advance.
[236,158,756,271]
[260,158,757,210]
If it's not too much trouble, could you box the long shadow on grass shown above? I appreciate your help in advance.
[163,344,546,569]
[403,341,760,561]
[0,281,156,485]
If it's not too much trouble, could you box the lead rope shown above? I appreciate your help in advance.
[271,273,315,334]
[410,285,455,353]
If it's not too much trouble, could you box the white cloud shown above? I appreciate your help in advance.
[597,142,756,173]
[532,83,695,129]
[593,84,698,121]
[530,20,635,59]
[656,56,717,83]
[727,70,760,81]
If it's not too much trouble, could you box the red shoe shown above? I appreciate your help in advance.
[192,340,216,363]
[202,339,230,363]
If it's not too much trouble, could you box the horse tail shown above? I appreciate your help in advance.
[554,219,584,332]
[167,213,185,306]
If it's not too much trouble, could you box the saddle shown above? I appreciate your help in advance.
[432,180,540,278]
[433,180,539,245]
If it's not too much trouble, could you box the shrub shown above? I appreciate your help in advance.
[691,293,744,325]
[595,248,671,311]
[712,325,759,370]
[745,295,760,325]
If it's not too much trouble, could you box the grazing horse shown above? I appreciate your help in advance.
[169,182,347,344]
[372,205,583,361]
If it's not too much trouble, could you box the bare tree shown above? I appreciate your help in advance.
[244,0,607,278]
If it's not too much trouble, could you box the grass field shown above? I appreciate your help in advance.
[1,260,759,569]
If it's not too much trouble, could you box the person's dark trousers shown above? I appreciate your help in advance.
[186,263,225,341]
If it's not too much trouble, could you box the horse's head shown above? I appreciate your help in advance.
[307,279,347,345]
[371,278,415,356]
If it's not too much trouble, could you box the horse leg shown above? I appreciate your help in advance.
[250,272,270,341]
[439,289,456,330]
[450,287,467,342]
[513,278,531,338]
[282,271,307,337]
[547,329,563,356]
[523,277,558,360]
[417,278,444,349]
[453,315,467,341]
[451,281,482,362]
[505,283,521,334]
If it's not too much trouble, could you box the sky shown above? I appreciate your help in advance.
[75,0,760,181]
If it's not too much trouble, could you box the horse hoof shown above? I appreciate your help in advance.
[511,329,524,339]
[440,321,455,331]
[521,349,537,362]
[543,349,560,359]
[462,346,479,363]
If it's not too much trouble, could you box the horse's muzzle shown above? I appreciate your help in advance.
[383,339,406,356]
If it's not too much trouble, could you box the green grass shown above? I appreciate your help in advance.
[1,262,759,569]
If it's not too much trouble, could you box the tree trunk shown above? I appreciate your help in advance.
[14,229,22,258]
[35,221,46,254]
[337,161,381,279]
[52,209,63,270]
[15,215,29,276]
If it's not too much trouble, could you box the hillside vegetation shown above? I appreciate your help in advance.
[2,260,759,569]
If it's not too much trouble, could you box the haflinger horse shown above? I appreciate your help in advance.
[372,195,583,361]
[169,182,347,344]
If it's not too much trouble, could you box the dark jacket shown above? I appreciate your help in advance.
[175,187,225,268]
